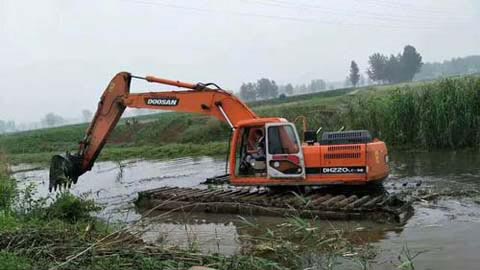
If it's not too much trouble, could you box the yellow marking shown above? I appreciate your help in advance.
[108,82,116,92]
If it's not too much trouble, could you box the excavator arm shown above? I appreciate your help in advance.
[49,72,257,191]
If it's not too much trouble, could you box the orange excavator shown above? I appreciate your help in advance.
[49,72,389,192]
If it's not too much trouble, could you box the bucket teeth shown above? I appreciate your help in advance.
[49,153,82,192]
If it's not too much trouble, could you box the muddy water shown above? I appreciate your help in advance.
[12,157,225,222]
[373,151,480,270]
[11,151,480,269]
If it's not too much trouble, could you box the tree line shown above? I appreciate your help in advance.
[415,55,480,81]
[241,45,424,101]
[349,45,423,86]
[0,110,95,134]
[0,120,16,134]
[240,78,329,101]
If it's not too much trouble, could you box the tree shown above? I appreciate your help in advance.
[415,55,480,81]
[284,83,294,95]
[367,46,423,84]
[42,113,65,127]
[385,54,401,83]
[0,120,16,134]
[344,76,352,87]
[349,61,360,87]
[296,84,308,94]
[359,74,366,86]
[239,83,257,101]
[399,45,423,82]
[256,78,278,99]
[367,53,388,83]
[81,109,93,122]
[308,79,326,92]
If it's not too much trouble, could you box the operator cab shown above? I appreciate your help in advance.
[231,118,389,186]
[235,120,305,179]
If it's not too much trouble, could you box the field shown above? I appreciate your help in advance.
[1,75,480,165]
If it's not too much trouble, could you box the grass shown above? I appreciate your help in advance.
[0,111,231,164]
[345,76,480,149]
[0,113,230,155]
[237,215,378,269]
[0,252,32,270]
[99,142,228,162]
[0,153,15,211]
[6,142,228,165]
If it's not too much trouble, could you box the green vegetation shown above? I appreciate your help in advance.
[0,252,32,270]
[6,142,227,165]
[1,75,479,166]
[349,60,360,87]
[0,154,16,211]
[346,76,480,149]
[415,55,480,81]
[367,45,423,84]
[0,111,230,165]
[238,216,375,269]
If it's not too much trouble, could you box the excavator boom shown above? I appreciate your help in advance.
[49,72,257,191]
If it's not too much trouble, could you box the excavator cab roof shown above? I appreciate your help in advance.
[236,117,288,128]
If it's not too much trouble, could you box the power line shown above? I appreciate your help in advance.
[247,0,469,24]
[119,0,445,31]
[353,0,463,16]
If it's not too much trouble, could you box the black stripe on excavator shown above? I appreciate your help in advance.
[306,166,366,174]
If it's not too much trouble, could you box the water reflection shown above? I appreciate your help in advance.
[133,211,405,256]
[12,156,226,222]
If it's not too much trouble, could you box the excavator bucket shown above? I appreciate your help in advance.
[49,153,82,191]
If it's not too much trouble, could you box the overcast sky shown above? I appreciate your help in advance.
[1,0,479,124]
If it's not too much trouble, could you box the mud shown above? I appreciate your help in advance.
[11,151,480,269]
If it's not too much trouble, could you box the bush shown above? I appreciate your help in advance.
[0,180,15,212]
[0,153,16,212]
[44,192,101,223]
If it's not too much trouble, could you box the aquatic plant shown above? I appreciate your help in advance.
[345,76,480,149]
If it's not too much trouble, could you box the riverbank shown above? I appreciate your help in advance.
[6,142,228,165]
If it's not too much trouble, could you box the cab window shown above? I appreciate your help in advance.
[267,125,299,154]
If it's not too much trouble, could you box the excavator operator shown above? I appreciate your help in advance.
[252,129,266,160]
[242,128,266,176]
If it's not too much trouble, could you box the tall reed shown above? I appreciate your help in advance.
[344,76,480,149]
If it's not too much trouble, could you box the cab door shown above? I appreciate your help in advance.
[265,123,306,179]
